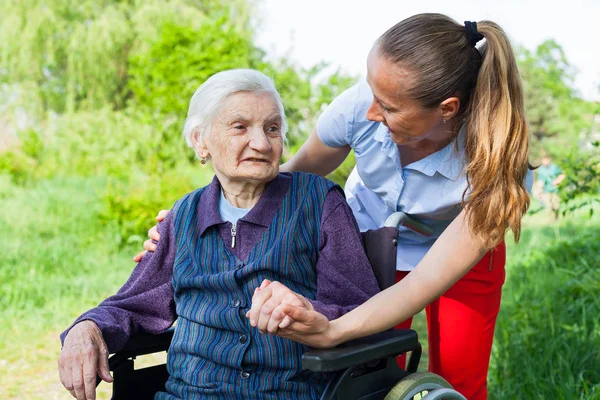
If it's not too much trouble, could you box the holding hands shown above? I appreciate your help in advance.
[134,214,343,348]
[246,279,339,348]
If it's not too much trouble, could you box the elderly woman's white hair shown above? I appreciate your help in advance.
[183,69,288,156]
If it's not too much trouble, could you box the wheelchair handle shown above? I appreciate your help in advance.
[384,212,433,237]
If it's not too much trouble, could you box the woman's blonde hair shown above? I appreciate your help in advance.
[376,13,530,249]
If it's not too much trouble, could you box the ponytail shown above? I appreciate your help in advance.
[463,21,530,248]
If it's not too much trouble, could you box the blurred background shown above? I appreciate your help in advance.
[0,0,598,398]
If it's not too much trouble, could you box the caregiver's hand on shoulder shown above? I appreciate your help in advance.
[132,209,170,262]
[58,320,113,400]
[247,279,313,334]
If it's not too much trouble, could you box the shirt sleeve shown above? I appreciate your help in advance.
[553,163,563,176]
[525,168,534,193]
[316,83,361,148]
[308,188,381,320]
[59,212,177,353]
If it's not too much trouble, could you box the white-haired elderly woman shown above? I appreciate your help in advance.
[58,69,380,400]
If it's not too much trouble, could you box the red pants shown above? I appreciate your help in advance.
[395,242,506,400]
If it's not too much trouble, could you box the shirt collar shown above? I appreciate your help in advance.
[374,123,388,143]
[197,173,291,236]
[375,123,466,181]
[432,126,466,181]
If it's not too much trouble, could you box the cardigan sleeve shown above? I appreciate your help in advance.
[60,212,177,353]
[308,188,381,320]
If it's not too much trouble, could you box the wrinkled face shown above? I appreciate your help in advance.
[198,91,283,184]
[366,48,446,146]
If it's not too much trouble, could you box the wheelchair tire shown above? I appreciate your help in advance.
[383,372,466,400]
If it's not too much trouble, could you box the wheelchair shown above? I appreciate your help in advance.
[100,212,467,400]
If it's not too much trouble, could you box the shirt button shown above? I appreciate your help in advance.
[231,299,241,307]
[240,370,251,379]
[239,334,248,344]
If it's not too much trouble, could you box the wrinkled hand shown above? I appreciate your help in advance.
[58,320,113,400]
[246,280,313,334]
[132,209,169,262]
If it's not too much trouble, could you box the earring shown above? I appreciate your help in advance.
[443,117,448,124]
[200,157,207,165]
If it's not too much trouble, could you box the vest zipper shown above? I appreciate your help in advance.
[489,248,494,271]
[231,223,237,248]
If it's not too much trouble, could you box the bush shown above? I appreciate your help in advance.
[100,165,213,245]
[558,144,600,216]
[489,228,600,399]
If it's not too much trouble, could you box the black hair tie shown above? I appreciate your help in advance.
[464,21,484,47]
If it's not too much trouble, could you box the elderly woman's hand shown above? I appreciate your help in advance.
[247,280,314,334]
[132,209,170,262]
[58,320,113,400]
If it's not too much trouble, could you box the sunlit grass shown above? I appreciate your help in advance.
[490,203,600,399]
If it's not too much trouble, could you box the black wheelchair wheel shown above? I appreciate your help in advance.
[383,372,467,400]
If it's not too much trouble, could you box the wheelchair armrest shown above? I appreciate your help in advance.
[301,329,419,372]
[109,328,174,365]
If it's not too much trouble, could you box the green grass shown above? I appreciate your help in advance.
[489,207,600,399]
[1,175,599,399]
[0,176,144,398]
[0,176,135,340]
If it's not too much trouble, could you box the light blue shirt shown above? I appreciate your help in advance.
[218,190,250,225]
[317,81,533,270]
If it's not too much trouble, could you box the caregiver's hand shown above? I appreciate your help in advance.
[276,305,340,348]
[247,280,313,334]
[132,209,170,262]
[58,320,113,400]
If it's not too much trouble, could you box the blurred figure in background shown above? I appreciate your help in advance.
[536,153,565,220]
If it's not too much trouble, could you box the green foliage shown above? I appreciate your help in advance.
[490,225,600,399]
[128,19,259,116]
[516,40,600,212]
[0,129,44,184]
[100,166,213,245]
[556,145,600,215]
[264,62,357,148]
[0,0,247,114]
[0,149,38,185]
[517,40,600,157]
[0,0,357,249]
[18,128,44,160]
[519,41,576,139]
[0,176,127,330]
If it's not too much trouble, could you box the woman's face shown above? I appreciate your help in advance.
[199,91,284,184]
[366,49,447,146]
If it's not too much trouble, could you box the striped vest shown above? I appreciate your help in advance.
[158,172,336,400]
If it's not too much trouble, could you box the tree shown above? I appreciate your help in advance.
[517,40,598,155]
[0,0,357,241]
[516,40,600,214]
[0,0,252,115]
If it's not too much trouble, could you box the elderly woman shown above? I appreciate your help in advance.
[58,69,380,400]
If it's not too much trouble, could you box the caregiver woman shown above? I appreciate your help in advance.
[246,14,532,400]
[141,13,531,400]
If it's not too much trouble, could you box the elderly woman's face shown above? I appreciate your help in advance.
[202,91,283,184]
